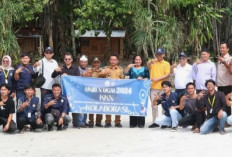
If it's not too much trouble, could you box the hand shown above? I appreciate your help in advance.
[3,123,9,132]
[62,73,68,76]
[33,61,40,68]
[169,106,176,110]
[23,101,29,107]
[36,118,42,124]
[48,99,57,106]
[104,69,111,76]
[137,77,143,80]
[197,91,205,100]
[181,95,187,102]
[55,66,63,72]
[171,63,178,68]
[218,110,223,119]
[127,64,136,69]
[10,93,15,99]
[217,55,225,63]
[0,101,4,106]
[16,66,23,74]
[58,117,64,125]
[151,78,159,82]
[195,59,202,65]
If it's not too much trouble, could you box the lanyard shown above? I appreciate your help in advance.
[3,68,9,79]
[208,95,215,107]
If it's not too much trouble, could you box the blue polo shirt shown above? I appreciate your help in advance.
[43,94,69,114]
[0,69,15,93]
[17,96,40,122]
[15,65,34,90]
[160,92,184,117]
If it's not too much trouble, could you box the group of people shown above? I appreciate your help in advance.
[0,42,232,135]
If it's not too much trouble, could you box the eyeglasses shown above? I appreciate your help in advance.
[45,51,53,54]
[64,58,72,61]
[179,57,186,60]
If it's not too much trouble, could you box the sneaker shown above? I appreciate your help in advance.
[138,125,144,128]
[48,125,53,131]
[170,127,178,132]
[104,123,112,128]
[161,125,170,129]
[95,123,103,127]
[148,123,159,128]
[63,125,68,130]
[115,123,123,128]
[57,125,62,131]
[19,129,25,134]
[130,125,136,128]
[219,130,226,135]
[89,124,94,128]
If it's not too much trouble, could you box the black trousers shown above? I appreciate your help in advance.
[218,85,232,116]
[0,117,17,132]
[130,116,145,127]
[178,111,206,128]
[17,116,44,130]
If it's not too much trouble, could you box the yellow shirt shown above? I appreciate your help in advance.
[150,60,170,89]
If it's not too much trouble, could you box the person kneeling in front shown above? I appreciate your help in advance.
[152,81,184,131]
[17,85,44,133]
[43,83,71,131]
[196,79,227,135]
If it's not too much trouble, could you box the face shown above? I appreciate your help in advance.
[109,56,118,66]
[21,56,30,65]
[201,52,210,61]
[44,51,54,60]
[186,85,195,95]
[179,57,187,66]
[0,86,10,97]
[64,55,73,65]
[92,61,100,68]
[52,86,62,98]
[134,56,142,66]
[206,82,215,91]
[220,44,229,56]
[155,54,165,61]
[24,88,35,97]
[162,85,171,94]
[2,57,10,67]
[79,60,88,68]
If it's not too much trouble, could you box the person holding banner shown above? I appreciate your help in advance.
[124,55,149,128]
[147,48,170,128]
[152,81,184,132]
[99,54,125,128]
[83,57,103,128]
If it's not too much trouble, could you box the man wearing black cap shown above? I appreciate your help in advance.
[147,48,170,128]
[171,52,193,97]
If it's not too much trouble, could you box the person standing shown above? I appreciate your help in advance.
[0,55,16,98]
[124,55,150,128]
[33,47,59,103]
[99,54,125,128]
[0,84,17,133]
[178,82,206,133]
[147,48,170,128]
[17,85,44,133]
[192,48,216,94]
[14,53,35,102]
[83,57,103,128]
[216,42,232,117]
[196,79,227,135]
[171,52,193,97]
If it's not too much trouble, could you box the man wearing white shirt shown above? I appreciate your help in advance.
[33,47,59,103]
[171,52,193,97]
[192,48,217,93]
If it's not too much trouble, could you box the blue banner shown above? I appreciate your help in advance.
[61,76,150,116]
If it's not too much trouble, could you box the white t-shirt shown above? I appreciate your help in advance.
[174,63,193,89]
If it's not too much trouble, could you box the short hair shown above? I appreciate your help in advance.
[64,52,73,59]
[161,81,172,87]
[52,83,61,89]
[205,79,216,87]
[201,48,210,53]
[24,84,35,91]
[186,82,195,89]
[220,41,229,48]
[20,53,31,59]
[132,55,143,66]
[0,83,11,90]
[109,54,118,60]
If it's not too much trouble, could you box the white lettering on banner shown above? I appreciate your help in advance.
[99,94,114,101]
[85,86,132,95]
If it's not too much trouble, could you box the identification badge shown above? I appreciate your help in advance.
[210,109,213,114]
[28,113,31,118]
[61,99,64,103]
[5,79,8,84]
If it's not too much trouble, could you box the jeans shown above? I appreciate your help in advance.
[200,111,227,134]
[226,115,232,125]
[77,113,87,126]
[155,109,182,127]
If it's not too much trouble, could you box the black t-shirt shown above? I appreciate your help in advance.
[0,97,15,118]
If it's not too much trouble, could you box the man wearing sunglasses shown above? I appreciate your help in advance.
[171,52,193,97]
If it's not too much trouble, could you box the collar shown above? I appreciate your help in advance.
[64,64,73,69]
[222,53,230,58]
[109,66,118,70]
[43,57,54,62]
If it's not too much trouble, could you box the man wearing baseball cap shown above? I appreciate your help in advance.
[147,48,170,128]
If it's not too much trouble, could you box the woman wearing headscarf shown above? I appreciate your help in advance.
[0,55,16,98]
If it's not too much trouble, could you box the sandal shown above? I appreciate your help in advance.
[193,128,200,133]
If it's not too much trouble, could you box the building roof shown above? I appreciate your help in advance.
[75,30,126,38]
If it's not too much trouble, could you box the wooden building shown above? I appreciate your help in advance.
[76,30,126,62]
